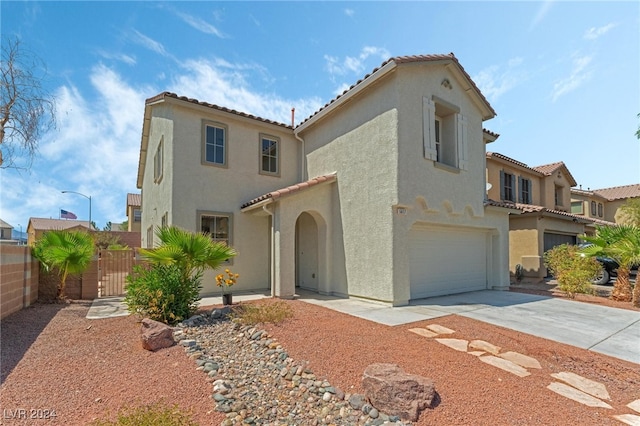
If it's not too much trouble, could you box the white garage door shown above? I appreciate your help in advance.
[409,227,488,300]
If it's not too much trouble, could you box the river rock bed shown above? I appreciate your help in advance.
[174,309,411,426]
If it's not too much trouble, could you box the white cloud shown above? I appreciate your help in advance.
[345,9,355,17]
[175,11,226,38]
[551,54,593,102]
[324,46,390,77]
[472,57,528,102]
[170,58,323,125]
[584,23,617,40]
[131,30,169,57]
[97,50,136,65]
[529,0,554,31]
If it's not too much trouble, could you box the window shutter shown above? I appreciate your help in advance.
[527,179,532,204]
[517,176,523,203]
[423,97,437,161]
[499,170,505,201]
[456,113,468,170]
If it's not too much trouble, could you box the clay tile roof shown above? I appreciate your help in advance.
[0,219,12,228]
[593,184,640,201]
[483,128,500,140]
[298,53,495,127]
[511,203,614,225]
[241,173,337,210]
[486,152,544,176]
[532,161,577,187]
[127,193,141,207]
[484,199,520,210]
[146,92,292,130]
[28,218,93,231]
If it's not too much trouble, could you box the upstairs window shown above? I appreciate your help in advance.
[555,185,564,206]
[598,203,603,218]
[500,171,516,202]
[590,201,597,216]
[571,201,584,214]
[260,134,279,176]
[518,177,532,204]
[133,209,142,222]
[423,97,467,170]
[203,122,227,166]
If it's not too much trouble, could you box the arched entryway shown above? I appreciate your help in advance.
[295,212,319,291]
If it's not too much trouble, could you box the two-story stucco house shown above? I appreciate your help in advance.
[571,184,640,224]
[137,54,513,306]
[486,152,614,280]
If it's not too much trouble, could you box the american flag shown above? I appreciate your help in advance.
[60,209,77,220]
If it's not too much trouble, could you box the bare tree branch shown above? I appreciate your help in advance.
[1,35,56,169]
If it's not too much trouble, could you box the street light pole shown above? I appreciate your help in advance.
[61,190,92,230]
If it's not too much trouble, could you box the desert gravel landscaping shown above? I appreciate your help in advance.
[1,286,640,425]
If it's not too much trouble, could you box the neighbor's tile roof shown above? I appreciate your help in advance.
[241,173,337,210]
[486,152,544,176]
[29,218,92,231]
[127,193,141,207]
[593,184,640,201]
[512,203,614,226]
[0,219,12,228]
[531,161,577,187]
[299,53,496,127]
[145,92,293,130]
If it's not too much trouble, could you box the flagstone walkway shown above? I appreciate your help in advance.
[408,324,640,425]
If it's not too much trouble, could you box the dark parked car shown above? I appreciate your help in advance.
[578,243,639,285]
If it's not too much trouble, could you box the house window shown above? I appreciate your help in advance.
[146,226,154,249]
[555,185,563,206]
[571,201,584,214]
[423,97,467,170]
[203,121,227,166]
[199,212,231,246]
[153,138,163,183]
[518,177,532,204]
[500,171,516,202]
[260,134,279,175]
[161,212,168,228]
[590,201,597,216]
[598,203,603,218]
[133,209,142,222]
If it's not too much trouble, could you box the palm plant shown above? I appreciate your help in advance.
[580,225,640,303]
[32,230,95,298]
[138,226,237,282]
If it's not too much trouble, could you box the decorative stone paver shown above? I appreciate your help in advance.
[478,355,531,377]
[613,414,640,425]
[408,328,439,338]
[468,351,485,357]
[469,340,501,355]
[498,351,542,369]
[426,324,455,335]
[551,372,611,400]
[628,399,640,413]
[434,338,468,352]
[547,382,612,409]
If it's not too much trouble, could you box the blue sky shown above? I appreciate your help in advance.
[1,1,639,232]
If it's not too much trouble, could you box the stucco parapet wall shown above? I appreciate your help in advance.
[240,173,337,211]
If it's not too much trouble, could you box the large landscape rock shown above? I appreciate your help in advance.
[140,318,175,351]
[362,363,436,422]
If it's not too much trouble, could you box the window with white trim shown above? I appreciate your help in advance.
[260,134,279,175]
[199,212,232,263]
[571,201,584,214]
[153,138,163,183]
[423,97,467,170]
[203,121,227,166]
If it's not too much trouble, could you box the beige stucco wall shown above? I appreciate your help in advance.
[486,160,543,205]
[140,100,300,295]
[540,173,573,211]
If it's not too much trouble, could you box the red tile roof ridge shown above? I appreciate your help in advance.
[592,183,640,200]
[486,152,544,176]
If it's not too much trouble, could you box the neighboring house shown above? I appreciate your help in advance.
[137,54,513,305]
[0,219,17,245]
[27,218,92,246]
[486,152,614,279]
[571,184,640,224]
[126,193,142,232]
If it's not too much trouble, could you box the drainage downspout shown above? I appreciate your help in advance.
[262,203,276,297]
[294,131,306,182]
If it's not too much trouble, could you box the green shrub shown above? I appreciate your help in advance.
[91,403,198,426]
[543,244,601,298]
[230,300,294,325]
[124,263,201,325]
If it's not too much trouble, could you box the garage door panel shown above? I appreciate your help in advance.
[409,227,487,299]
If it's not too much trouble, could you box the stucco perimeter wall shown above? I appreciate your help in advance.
[302,106,400,303]
[1,245,39,320]
[508,216,541,277]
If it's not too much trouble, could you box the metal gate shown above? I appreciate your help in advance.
[98,249,137,297]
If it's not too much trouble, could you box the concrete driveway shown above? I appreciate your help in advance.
[297,290,640,364]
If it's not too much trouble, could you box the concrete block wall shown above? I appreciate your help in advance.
[0,245,39,320]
